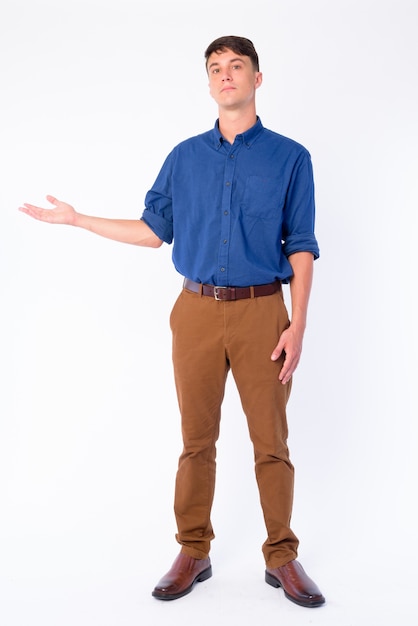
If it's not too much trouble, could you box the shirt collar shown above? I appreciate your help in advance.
[212,116,264,149]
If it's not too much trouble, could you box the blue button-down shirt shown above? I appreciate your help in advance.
[141,117,319,286]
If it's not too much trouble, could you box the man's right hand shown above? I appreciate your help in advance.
[19,195,77,225]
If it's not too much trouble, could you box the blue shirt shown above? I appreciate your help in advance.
[141,117,319,286]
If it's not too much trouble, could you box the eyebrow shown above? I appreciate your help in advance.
[208,56,246,70]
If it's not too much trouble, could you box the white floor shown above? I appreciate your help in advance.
[1,533,416,626]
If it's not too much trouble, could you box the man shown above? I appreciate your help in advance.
[19,36,325,608]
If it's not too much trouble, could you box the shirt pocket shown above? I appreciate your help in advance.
[241,176,284,218]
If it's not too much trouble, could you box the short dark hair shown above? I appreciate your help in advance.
[204,36,260,72]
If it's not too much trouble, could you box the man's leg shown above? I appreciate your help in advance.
[227,291,325,607]
[226,291,298,567]
[170,288,230,557]
[152,288,228,600]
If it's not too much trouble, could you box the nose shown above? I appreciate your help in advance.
[221,69,232,81]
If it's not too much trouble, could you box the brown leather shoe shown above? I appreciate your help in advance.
[152,553,212,600]
[265,559,325,607]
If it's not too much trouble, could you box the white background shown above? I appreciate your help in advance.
[1,1,417,624]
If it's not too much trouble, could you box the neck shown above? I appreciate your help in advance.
[218,109,257,143]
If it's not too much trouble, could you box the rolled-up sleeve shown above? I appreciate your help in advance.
[282,151,320,260]
[141,207,173,244]
[283,233,320,259]
[141,153,174,244]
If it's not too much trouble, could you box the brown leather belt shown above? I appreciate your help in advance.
[183,278,281,301]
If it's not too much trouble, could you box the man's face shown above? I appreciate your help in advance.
[207,48,262,110]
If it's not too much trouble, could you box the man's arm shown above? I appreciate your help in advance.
[19,195,163,248]
[271,251,314,384]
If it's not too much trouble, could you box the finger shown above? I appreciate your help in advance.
[279,352,300,384]
[278,353,288,378]
[19,204,53,222]
[279,364,289,382]
[46,194,58,205]
[18,203,40,215]
[279,363,292,384]
[271,346,283,361]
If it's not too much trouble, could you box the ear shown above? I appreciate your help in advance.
[255,71,263,89]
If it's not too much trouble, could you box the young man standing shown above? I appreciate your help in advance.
[20,36,325,608]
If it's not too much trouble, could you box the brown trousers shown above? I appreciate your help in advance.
[169,286,299,569]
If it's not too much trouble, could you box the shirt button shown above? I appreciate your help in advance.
[223,239,227,244]
[224,210,228,215]
[226,181,231,186]
[220,267,225,272]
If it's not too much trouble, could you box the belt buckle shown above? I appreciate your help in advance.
[214,286,228,301]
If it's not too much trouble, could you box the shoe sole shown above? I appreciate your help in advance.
[152,566,212,601]
[265,571,325,608]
